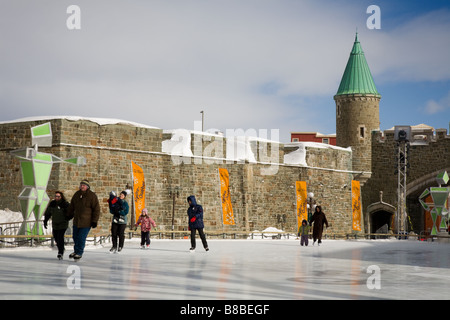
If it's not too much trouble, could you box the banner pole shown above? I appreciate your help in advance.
[130,161,135,227]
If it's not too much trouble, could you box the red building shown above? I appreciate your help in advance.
[290,132,336,145]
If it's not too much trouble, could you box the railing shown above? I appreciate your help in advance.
[1,229,449,248]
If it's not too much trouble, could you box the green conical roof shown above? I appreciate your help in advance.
[336,33,380,97]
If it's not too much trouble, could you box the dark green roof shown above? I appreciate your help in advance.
[336,33,380,97]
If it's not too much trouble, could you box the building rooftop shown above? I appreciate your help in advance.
[335,33,380,97]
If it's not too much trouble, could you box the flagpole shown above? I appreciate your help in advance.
[218,168,224,234]
[130,161,135,228]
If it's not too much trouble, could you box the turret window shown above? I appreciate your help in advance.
[359,126,365,139]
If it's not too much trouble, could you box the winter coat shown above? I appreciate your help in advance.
[310,210,328,240]
[136,214,156,232]
[110,200,129,225]
[67,189,101,228]
[298,223,310,236]
[44,199,70,230]
[187,195,204,229]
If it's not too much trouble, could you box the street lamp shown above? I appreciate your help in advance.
[168,186,179,239]
[307,192,316,223]
[200,111,204,132]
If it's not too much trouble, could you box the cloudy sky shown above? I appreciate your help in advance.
[1,0,449,142]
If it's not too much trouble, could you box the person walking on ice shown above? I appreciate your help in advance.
[310,205,329,246]
[43,191,70,260]
[187,195,209,252]
[135,208,156,249]
[67,179,100,261]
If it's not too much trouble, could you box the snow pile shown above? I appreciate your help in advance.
[248,227,295,240]
[162,130,282,163]
[0,209,23,224]
[284,143,307,166]
[284,142,351,166]
[162,129,193,157]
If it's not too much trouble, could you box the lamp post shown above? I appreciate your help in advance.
[169,186,179,239]
[277,214,287,231]
[200,110,204,132]
[307,192,316,223]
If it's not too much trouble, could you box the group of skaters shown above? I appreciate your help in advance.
[43,179,328,260]
[297,206,329,246]
[43,179,208,261]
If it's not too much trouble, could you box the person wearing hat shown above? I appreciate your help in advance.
[135,208,157,249]
[109,190,129,253]
[67,179,101,260]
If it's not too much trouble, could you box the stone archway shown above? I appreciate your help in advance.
[406,167,450,234]
[367,198,396,238]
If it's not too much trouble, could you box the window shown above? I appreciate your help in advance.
[359,126,365,139]
[292,138,299,142]
[322,138,329,144]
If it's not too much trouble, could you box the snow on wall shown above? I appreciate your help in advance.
[284,142,351,166]
[0,115,159,129]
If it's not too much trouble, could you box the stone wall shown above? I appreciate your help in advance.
[0,118,355,236]
[363,127,450,233]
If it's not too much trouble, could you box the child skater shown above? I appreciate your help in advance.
[135,208,157,249]
[298,219,310,246]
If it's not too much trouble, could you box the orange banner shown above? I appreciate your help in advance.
[132,161,145,223]
[352,180,362,231]
[296,181,307,229]
[219,168,235,225]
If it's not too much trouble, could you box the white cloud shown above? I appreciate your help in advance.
[424,91,450,115]
[0,1,449,142]
[365,8,450,83]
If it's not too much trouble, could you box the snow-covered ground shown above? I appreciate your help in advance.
[1,237,449,301]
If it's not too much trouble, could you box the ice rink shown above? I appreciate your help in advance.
[0,238,449,300]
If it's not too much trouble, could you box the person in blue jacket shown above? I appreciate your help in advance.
[109,190,129,253]
[187,195,209,252]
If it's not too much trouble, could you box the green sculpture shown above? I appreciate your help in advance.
[419,171,449,235]
[10,122,86,237]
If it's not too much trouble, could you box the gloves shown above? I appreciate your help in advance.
[91,222,98,228]
[190,217,196,223]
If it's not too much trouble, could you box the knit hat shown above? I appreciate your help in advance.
[80,179,90,188]
[120,190,128,197]
[142,208,148,215]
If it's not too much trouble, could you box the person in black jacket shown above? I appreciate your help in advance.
[310,205,329,246]
[187,195,209,252]
[44,191,70,260]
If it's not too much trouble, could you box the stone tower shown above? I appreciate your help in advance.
[334,33,381,183]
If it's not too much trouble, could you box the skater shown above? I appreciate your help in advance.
[67,179,101,260]
[298,219,310,246]
[309,205,328,246]
[107,191,125,224]
[187,195,209,252]
[109,190,129,253]
[43,191,70,259]
[135,208,156,249]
